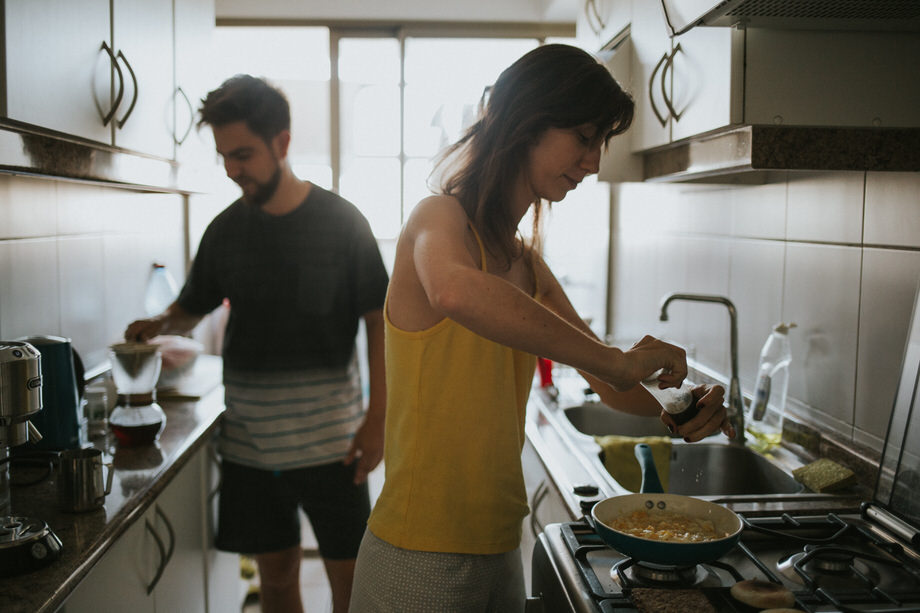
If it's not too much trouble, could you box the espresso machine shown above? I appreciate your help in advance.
[0,341,63,576]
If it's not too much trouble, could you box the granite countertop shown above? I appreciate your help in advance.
[0,357,225,613]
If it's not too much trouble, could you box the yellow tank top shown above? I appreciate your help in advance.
[368,225,538,554]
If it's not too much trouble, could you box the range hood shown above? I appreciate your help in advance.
[641,125,920,183]
[661,0,920,36]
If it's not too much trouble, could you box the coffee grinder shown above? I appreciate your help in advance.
[0,341,63,577]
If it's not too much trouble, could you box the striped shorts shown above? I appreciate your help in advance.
[349,529,525,613]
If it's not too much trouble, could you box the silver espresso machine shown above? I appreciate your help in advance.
[0,341,63,576]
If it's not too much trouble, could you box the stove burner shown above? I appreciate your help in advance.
[776,548,879,587]
[611,558,722,588]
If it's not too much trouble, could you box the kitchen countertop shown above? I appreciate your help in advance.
[0,357,225,613]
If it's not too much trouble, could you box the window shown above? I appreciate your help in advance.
[208,26,570,239]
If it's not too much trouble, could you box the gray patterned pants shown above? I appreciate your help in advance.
[349,529,525,612]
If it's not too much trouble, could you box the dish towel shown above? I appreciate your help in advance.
[594,435,672,492]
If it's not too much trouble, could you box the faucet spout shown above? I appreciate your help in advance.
[658,293,745,442]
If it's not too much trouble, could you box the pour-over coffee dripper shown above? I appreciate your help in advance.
[108,343,166,446]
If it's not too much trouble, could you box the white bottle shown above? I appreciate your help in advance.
[144,262,179,317]
[746,322,796,452]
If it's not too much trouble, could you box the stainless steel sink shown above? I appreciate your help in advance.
[563,403,677,438]
[665,443,804,495]
[562,403,803,496]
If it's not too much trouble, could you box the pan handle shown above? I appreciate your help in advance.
[634,443,665,494]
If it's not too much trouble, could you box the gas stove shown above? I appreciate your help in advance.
[532,506,920,612]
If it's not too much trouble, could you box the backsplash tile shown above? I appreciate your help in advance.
[786,171,864,243]
[0,174,58,239]
[855,248,920,444]
[0,176,185,375]
[864,171,920,248]
[783,243,861,424]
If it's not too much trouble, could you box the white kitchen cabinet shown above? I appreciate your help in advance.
[63,448,208,613]
[3,0,174,159]
[174,0,217,171]
[604,1,920,160]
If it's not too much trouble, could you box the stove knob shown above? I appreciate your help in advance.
[573,484,599,497]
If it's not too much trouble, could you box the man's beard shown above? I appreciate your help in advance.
[240,166,282,207]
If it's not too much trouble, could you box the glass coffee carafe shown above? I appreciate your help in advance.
[108,343,166,446]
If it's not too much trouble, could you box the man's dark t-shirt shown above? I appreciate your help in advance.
[178,185,389,373]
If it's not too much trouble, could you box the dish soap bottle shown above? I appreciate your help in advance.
[747,322,796,452]
[144,262,179,317]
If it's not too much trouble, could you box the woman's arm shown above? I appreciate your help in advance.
[408,197,686,392]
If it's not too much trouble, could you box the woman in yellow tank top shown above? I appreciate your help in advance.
[350,44,731,613]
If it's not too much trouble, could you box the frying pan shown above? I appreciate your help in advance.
[589,443,743,565]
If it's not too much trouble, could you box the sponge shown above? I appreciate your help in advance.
[793,458,857,493]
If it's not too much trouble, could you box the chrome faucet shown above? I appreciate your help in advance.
[659,293,745,442]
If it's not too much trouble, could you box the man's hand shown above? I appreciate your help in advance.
[124,316,166,342]
[343,412,384,485]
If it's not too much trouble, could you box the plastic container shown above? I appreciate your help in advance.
[144,262,179,317]
[746,322,796,452]
[642,378,697,425]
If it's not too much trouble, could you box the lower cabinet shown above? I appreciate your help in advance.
[521,438,572,593]
[62,444,237,613]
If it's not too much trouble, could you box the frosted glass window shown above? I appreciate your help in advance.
[341,158,402,239]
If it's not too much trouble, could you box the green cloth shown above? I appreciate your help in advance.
[594,435,672,492]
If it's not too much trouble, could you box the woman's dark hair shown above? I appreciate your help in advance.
[437,44,634,269]
[198,74,291,144]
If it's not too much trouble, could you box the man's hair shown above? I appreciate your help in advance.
[198,74,291,144]
[437,44,634,269]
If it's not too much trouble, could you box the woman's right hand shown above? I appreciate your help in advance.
[614,335,688,391]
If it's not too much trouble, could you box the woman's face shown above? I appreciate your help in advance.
[524,124,604,204]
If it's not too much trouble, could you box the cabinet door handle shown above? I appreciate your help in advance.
[145,519,167,595]
[115,50,139,129]
[661,43,683,122]
[588,0,607,34]
[174,87,194,145]
[649,52,670,127]
[99,41,125,127]
[154,505,176,566]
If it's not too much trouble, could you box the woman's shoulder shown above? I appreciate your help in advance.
[404,194,468,233]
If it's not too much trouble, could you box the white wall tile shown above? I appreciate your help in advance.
[0,174,58,239]
[57,182,108,236]
[729,178,787,240]
[855,248,920,441]
[784,243,861,430]
[679,184,733,237]
[58,236,108,370]
[728,238,785,391]
[786,171,864,244]
[864,171,920,248]
[681,236,732,373]
[0,238,61,338]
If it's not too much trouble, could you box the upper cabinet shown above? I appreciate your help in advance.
[3,0,213,164]
[584,0,920,181]
[174,0,217,173]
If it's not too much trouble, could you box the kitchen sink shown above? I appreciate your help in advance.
[561,403,803,496]
[563,403,677,438]
[664,443,804,495]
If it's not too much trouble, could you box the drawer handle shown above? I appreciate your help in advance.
[155,505,176,565]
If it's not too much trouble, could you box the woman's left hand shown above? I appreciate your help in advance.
[660,384,732,442]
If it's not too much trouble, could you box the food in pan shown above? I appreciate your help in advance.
[607,510,730,543]
[730,579,796,609]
